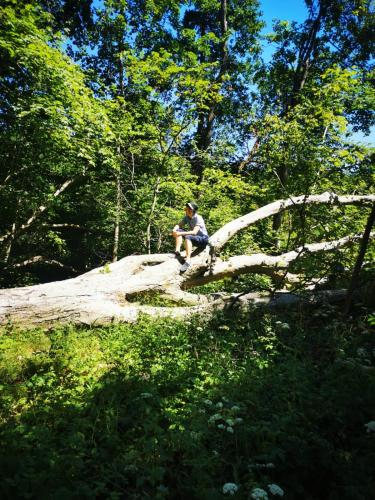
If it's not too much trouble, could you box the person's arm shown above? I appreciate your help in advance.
[172,219,184,230]
[175,225,200,236]
[172,219,185,234]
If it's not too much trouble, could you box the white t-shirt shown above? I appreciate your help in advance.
[181,214,208,237]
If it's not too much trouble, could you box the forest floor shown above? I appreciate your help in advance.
[0,302,374,499]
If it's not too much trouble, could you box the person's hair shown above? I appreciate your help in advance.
[186,202,198,213]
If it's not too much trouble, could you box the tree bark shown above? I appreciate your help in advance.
[145,177,160,254]
[274,1,325,233]
[0,192,374,328]
[344,202,375,314]
[193,0,228,183]
[112,171,122,262]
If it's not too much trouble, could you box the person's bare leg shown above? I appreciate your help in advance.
[175,234,183,253]
[184,238,192,262]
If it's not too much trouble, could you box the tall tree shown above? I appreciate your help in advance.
[180,0,263,181]
[252,0,374,232]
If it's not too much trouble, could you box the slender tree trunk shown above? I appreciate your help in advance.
[146,177,160,254]
[193,0,228,184]
[344,203,375,314]
[273,1,324,235]
[4,222,16,263]
[272,159,289,239]
[287,3,323,112]
[112,170,122,262]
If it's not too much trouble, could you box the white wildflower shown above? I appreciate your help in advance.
[268,484,284,496]
[197,326,203,331]
[226,419,234,426]
[219,325,230,331]
[216,402,224,409]
[217,423,225,430]
[222,483,238,496]
[364,421,375,433]
[251,487,269,500]
[281,323,290,330]
[204,399,213,406]
[231,405,240,412]
[226,426,234,433]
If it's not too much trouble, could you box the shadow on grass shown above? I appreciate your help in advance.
[0,307,375,499]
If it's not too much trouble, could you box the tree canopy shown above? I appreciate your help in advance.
[0,0,374,290]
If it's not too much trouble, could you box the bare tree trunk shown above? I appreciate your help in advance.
[146,177,160,254]
[344,202,375,314]
[4,222,16,263]
[112,171,122,262]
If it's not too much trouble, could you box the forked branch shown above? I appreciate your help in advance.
[0,192,373,328]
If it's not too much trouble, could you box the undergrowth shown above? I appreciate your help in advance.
[0,305,374,499]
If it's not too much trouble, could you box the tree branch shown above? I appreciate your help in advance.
[188,232,374,287]
[0,177,78,245]
[209,192,375,252]
[41,223,85,229]
[0,165,29,191]
[5,255,79,273]
[1,193,374,328]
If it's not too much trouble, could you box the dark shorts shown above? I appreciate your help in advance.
[177,229,209,249]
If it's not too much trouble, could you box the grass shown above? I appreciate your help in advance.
[0,305,374,499]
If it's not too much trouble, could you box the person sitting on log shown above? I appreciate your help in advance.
[172,202,209,272]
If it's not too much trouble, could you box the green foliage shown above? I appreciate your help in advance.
[1,306,375,498]
[252,66,374,197]
[1,1,373,287]
[0,4,116,280]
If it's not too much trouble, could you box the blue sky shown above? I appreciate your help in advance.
[260,0,308,24]
[260,0,308,61]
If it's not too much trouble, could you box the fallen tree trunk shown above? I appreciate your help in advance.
[0,192,374,328]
